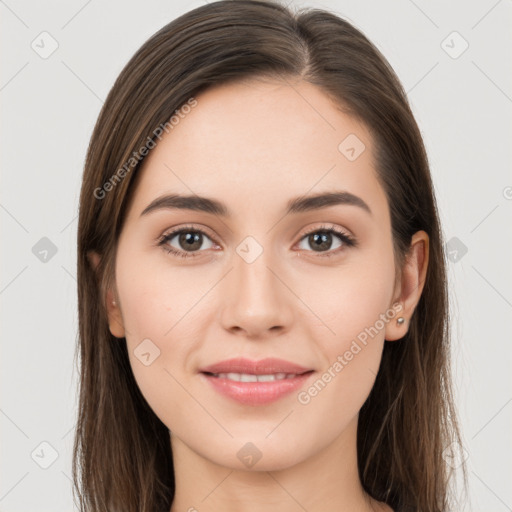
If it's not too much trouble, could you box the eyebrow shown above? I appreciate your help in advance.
[140,190,372,218]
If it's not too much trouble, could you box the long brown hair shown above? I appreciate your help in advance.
[73,1,465,510]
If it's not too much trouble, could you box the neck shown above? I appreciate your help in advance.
[168,416,391,512]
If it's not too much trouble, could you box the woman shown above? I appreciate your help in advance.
[73,1,465,510]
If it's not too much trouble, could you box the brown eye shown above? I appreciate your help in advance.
[159,227,215,258]
[297,226,356,257]
[305,231,337,252]
[175,231,204,251]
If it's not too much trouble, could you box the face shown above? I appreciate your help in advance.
[107,78,406,471]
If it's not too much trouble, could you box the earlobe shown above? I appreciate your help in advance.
[87,250,126,338]
[106,289,126,339]
[385,231,429,342]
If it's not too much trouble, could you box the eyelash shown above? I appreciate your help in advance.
[157,223,357,259]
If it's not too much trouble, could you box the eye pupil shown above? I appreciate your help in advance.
[179,232,202,250]
[310,232,332,251]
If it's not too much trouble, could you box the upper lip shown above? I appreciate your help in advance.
[200,357,313,375]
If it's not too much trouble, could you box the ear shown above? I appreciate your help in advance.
[87,250,126,339]
[385,230,429,341]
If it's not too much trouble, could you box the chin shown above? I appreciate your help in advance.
[205,437,311,473]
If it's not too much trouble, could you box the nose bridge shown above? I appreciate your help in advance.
[234,235,281,307]
[220,234,293,336]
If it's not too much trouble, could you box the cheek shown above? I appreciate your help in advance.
[115,248,212,426]
[300,245,395,411]
[309,241,396,344]
[116,243,209,337]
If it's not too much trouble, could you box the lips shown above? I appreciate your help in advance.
[199,357,313,376]
[199,357,315,405]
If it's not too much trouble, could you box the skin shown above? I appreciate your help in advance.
[89,77,428,512]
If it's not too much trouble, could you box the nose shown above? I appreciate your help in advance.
[219,246,295,339]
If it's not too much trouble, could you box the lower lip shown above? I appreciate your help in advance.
[200,372,314,405]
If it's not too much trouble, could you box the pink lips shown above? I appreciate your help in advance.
[199,357,314,406]
[200,357,312,375]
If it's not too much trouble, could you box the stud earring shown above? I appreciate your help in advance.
[397,317,405,325]
[112,299,116,306]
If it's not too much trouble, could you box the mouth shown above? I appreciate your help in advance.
[199,356,314,376]
[198,358,315,405]
[201,370,313,382]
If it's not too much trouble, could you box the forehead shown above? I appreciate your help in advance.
[124,78,387,222]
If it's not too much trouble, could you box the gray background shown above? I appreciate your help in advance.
[1,0,511,510]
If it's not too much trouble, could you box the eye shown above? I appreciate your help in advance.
[296,224,356,258]
[157,225,216,259]
[157,223,357,260]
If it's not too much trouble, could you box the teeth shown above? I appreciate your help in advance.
[213,372,297,382]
